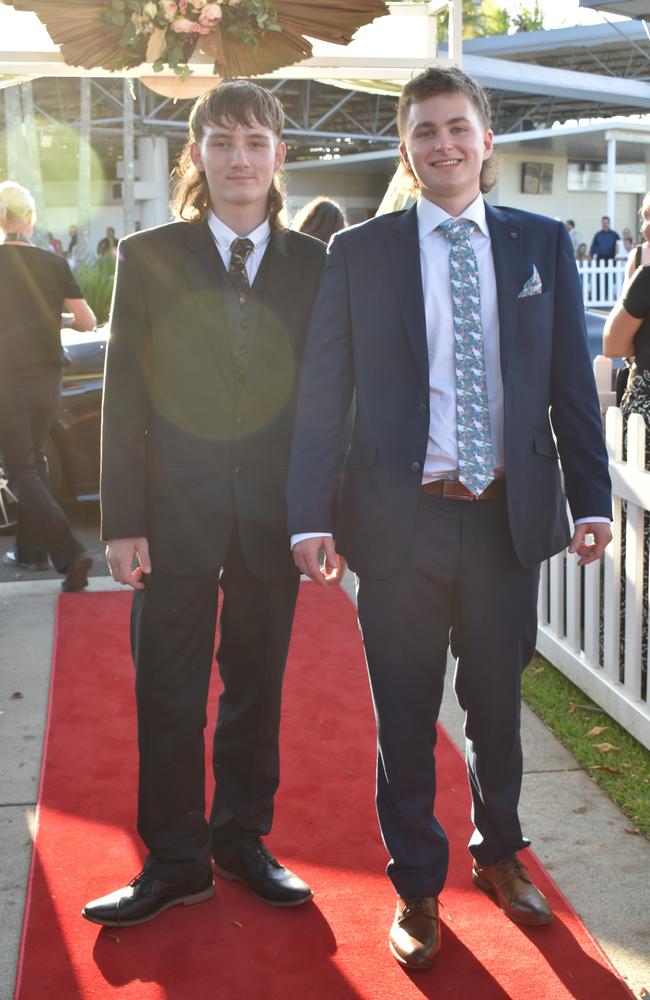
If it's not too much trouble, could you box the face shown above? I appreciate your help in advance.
[190,117,285,220]
[601,217,609,230]
[400,92,493,211]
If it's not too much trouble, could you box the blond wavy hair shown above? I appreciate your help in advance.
[0,181,36,230]
[170,80,288,230]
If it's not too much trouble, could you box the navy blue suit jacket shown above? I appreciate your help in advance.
[287,202,612,577]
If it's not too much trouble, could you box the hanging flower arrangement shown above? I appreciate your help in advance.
[105,0,280,78]
[8,0,390,81]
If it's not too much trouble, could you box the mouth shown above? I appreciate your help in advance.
[430,158,462,168]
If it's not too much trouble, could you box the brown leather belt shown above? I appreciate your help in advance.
[420,478,506,502]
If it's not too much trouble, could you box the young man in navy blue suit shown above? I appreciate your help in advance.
[288,67,612,969]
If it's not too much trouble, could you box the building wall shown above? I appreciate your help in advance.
[490,152,646,245]
[285,165,396,225]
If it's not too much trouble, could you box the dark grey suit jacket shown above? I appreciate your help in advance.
[287,202,612,577]
[101,219,325,578]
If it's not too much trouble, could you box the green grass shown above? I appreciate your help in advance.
[522,655,650,839]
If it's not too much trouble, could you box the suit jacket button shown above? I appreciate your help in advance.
[234,467,242,477]
[411,462,421,473]
[419,402,428,414]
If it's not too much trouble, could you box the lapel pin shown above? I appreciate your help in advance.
[510,232,518,239]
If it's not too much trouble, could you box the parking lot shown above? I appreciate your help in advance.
[0,501,108,585]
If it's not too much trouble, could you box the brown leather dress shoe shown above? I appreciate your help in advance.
[472,856,553,925]
[388,896,441,969]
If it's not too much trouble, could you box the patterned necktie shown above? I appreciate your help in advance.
[438,218,493,497]
[228,237,254,303]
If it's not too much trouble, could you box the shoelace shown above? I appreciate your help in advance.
[493,858,531,886]
[243,838,282,873]
[399,896,440,922]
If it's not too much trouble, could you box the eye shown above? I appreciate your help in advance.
[451,126,466,134]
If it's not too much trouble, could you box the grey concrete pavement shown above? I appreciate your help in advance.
[0,565,649,999]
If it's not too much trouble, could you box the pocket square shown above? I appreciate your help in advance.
[518,265,543,298]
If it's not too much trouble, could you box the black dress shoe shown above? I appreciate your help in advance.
[61,550,93,592]
[2,550,49,571]
[81,870,215,927]
[213,838,312,907]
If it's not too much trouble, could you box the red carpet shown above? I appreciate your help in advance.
[16,584,632,999]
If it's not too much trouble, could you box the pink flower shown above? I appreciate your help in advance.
[198,3,222,27]
[187,0,207,8]
[178,0,188,12]
[170,16,195,31]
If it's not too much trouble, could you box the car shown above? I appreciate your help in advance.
[0,326,106,535]
[46,326,107,500]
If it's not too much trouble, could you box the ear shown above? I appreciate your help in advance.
[190,141,204,172]
[483,128,494,161]
[399,142,413,176]
[274,140,286,172]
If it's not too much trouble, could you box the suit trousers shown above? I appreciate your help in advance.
[0,364,84,569]
[130,525,300,884]
[356,492,540,900]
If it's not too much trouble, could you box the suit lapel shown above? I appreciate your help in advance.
[485,203,521,382]
[388,205,429,389]
[182,220,240,400]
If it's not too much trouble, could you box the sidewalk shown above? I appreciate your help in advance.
[1,573,649,1000]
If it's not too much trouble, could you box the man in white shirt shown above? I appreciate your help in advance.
[84,81,326,928]
[288,66,612,969]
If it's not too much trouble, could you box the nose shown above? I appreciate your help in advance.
[230,142,249,166]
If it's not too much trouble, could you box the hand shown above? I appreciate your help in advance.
[292,536,347,587]
[106,537,151,589]
[568,522,612,567]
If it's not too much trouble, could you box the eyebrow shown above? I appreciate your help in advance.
[205,126,271,140]
[413,116,471,129]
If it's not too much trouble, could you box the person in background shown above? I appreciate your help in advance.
[97,226,119,257]
[603,225,650,692]
[617,236,634,261]
[565,219,581,255]
[0,181,96,590]
[66,224,78,261]
[576,242,589,262]
[590,215,620,262]
[624,192,650,287]
[47,231,64,255]
[292,196,347,244]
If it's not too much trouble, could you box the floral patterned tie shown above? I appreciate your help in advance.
[438,218,493,497]
[228,237,254,303]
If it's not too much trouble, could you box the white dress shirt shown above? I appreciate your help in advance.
[207,211,271,284]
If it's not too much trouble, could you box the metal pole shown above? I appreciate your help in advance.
[122,78,136,237]
[78,78,92,262]
[606,135,616,229]
[21,81,48,233]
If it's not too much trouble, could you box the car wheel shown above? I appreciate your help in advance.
[0,471,17,536]
[44,435,64,498]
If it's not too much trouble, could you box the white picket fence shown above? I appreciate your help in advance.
[537,363,650,750]
[577,259,627,308]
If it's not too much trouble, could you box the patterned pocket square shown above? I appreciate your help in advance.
[518,265,543,298]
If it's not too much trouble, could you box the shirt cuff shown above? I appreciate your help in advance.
[291,532,333,549]
[574,517,611,524]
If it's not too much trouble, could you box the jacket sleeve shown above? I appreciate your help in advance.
[287,233,355,536]
[100,238,151,540]
[549,223,612,522]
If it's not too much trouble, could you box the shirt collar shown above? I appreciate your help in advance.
[207,211,271,252]
[416,193,488,241]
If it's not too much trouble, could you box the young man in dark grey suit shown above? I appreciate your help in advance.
[288,67,612,969]
[83,81,325,927]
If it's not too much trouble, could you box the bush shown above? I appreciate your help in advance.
[75,254,116,325]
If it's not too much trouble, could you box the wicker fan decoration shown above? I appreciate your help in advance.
[8,0,390,78]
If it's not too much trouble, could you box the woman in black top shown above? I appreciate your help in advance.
[603,262,650,690]
[0,181,97,590]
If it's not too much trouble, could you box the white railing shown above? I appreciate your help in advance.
[577,259,627,308]
[537,368,650,750]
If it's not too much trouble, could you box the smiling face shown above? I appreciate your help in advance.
[190,117,286,224]
[400,92,493,215]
